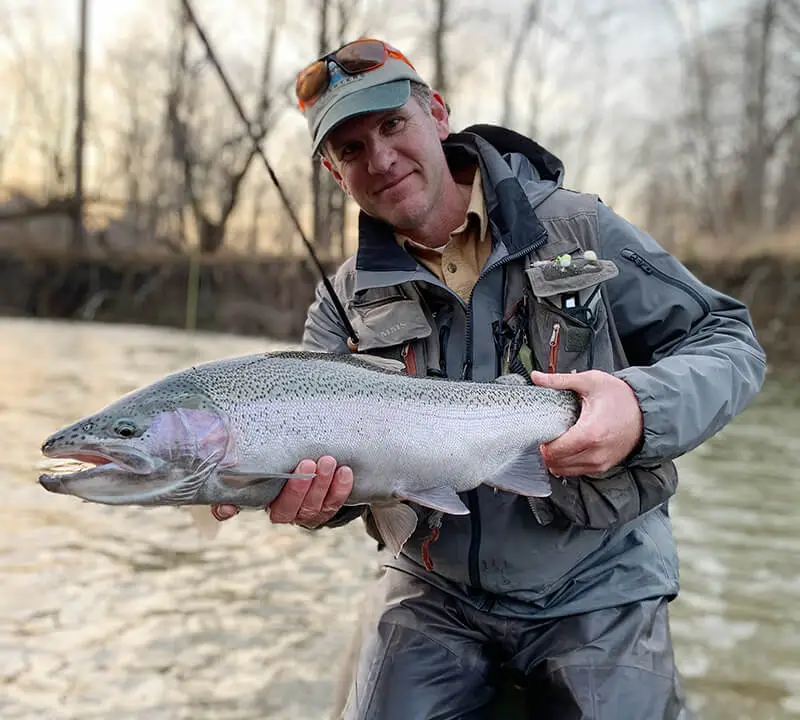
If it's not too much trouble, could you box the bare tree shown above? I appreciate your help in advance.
[310,0,359,260]
[735,0,779,228]
[501,2,539,128]
[775,91,800,228]
[0,3,75,197]
[431,0,449,96]
[167,0,290,254]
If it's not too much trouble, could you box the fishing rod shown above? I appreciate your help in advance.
[179,0,360,350]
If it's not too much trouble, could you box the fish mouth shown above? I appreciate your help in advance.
[38,444,173,505]
[41,443,157,475]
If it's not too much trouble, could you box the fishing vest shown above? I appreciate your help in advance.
[332,140,678,532]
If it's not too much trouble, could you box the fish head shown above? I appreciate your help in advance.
[39,376,230,506]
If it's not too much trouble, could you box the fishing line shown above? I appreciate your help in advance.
[180,0,360,349]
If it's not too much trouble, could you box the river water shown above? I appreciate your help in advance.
[0,317,798,719]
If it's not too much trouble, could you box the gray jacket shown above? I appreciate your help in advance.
[302,126,766,618]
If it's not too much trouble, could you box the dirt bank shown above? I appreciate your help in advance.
[0,248,796,367]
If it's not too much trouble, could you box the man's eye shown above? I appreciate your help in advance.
[384,117,403,132]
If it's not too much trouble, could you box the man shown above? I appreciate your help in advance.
[214,38,766,719]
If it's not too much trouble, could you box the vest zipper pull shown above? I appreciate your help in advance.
[548,322,561,373]
[401,343,418,376]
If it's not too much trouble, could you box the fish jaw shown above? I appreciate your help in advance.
[39,462,180,505]
[39,408,232,507]
[40,442,158,475]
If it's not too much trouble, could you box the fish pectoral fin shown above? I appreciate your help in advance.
[483,447,553,497]
[218,468,316,489]
[187,506,221,540]
[395,486,470,515]
[370,504,419,558]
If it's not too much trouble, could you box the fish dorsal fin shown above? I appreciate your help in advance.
[493,373,529,386]
[187,506,220,540]
[482,447,553,497]
[370,504,419,557]
[396,486,469,515]
[351,353,406,374]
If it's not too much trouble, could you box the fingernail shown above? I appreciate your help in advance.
[211,505,238,521]
[318,457,336,474]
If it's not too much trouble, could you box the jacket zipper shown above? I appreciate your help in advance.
[463,233,547,592]
[621,248,711,313]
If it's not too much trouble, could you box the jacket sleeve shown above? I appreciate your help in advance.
[597,203,767,466]
[302,277,352,353]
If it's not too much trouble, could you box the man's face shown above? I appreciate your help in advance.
[322,92,451,232]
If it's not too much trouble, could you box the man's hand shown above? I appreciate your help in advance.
[210,456,353,528]
[531,370,644,477]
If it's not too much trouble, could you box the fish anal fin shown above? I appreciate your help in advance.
[483,447,553,497]
[396,486,469,515]
[370,504,419,558]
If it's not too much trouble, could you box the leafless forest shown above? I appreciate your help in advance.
[0,0,798,261]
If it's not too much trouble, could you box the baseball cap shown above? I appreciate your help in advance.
[298,40,429,155]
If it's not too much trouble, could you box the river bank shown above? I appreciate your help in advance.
[0,247,796,367]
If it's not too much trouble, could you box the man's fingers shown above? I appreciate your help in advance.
[294,456,338,524]
[308,465,354,527]
[269,459,317,524]
[541,420,596,462]
[210,504,239,521]
[531,370,597,393]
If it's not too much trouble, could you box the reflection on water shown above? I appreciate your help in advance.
[1,318,798,719]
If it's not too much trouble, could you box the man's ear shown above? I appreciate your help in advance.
[321,154,348,193]
[430,92,450,141]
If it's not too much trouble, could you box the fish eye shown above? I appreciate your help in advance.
[113,419,138,438]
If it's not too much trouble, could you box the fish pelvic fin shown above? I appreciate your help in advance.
[483,447,553,498]
[370,504,419,558]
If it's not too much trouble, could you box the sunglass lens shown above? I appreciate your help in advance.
[296,60,328,103]
[335,39,386,73]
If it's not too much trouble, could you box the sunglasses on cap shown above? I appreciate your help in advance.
[295,38,417,112]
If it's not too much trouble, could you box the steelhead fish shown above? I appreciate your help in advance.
[39,351,579,555]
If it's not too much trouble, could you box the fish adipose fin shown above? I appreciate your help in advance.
[219,468,316,489]
[483,447,553,497]
[396,486,469,515]
[370,504,419,558]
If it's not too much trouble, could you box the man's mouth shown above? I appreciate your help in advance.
[374,173,412,195]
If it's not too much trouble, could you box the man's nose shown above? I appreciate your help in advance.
[367,141,396,174]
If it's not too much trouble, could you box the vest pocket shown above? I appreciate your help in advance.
[548,462,679,529]
[347,288,432,353]
[528,296,615,373]
[525,253,619,373]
